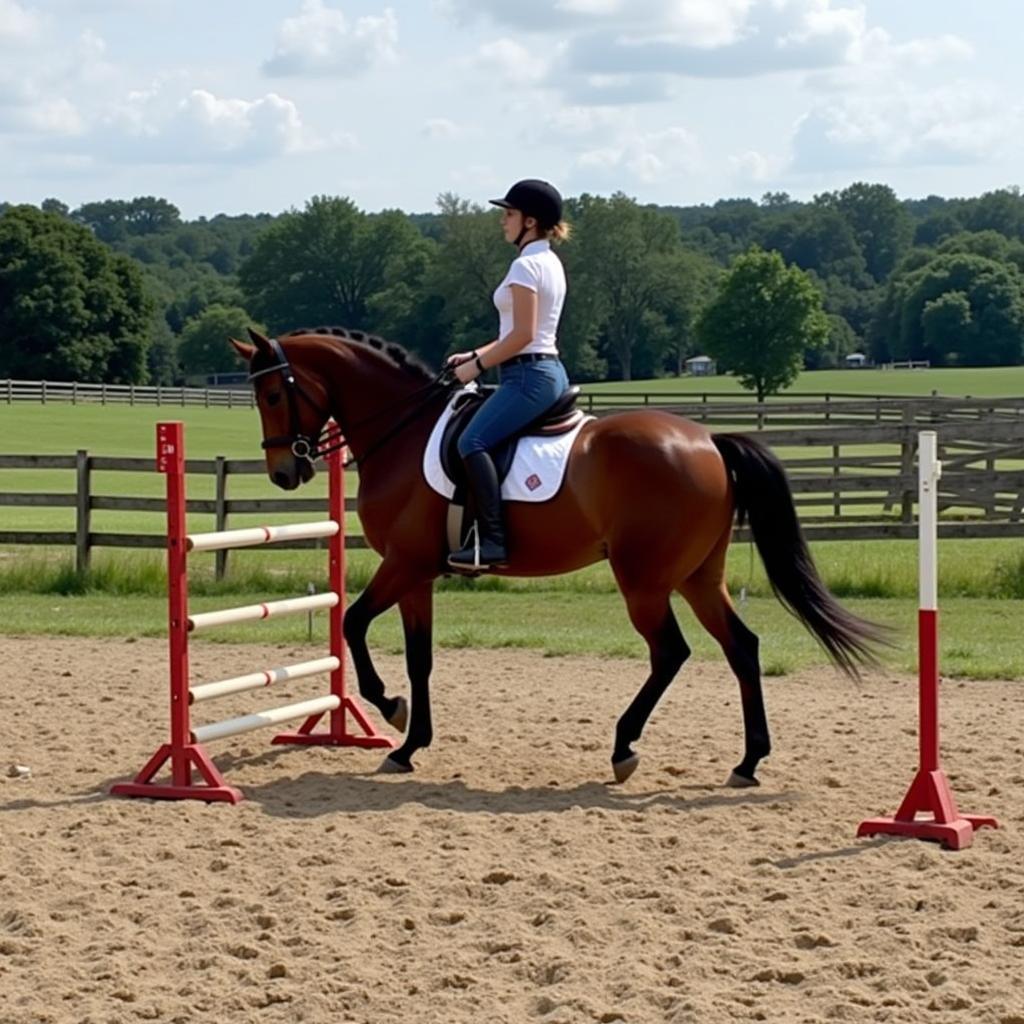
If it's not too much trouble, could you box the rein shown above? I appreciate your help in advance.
[248,337,455,467]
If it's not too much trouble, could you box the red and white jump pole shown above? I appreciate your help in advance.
[857,431,998,849]
[111,421,392,804]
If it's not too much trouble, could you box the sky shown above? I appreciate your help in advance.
[0,0,1021,219]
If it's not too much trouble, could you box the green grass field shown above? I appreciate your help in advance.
[2,364,1023,464]
[1,368,1021,679]
[583,365,1024,398]
[1,590,1021,679]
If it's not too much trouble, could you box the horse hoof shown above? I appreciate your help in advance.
[726,770,759,788]
[377,755,413,775]
[612,753,640,784]
[387,696,408,734]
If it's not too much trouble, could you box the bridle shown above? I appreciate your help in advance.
[247,336,455,467]
[247,337,336,460]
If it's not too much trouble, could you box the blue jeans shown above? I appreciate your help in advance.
[457,358,570,457]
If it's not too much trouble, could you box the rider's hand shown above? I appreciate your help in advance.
[445,350,476,368]
[454,358,481,384]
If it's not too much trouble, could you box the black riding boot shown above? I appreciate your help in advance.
[448,451,508,571]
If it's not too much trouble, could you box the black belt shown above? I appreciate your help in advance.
[505,353,559,365]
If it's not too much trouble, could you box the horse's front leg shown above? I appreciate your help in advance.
[343,557,421,733]
[379,581,434,773]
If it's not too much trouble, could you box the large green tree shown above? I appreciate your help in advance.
[962,187,1024,240]
[816,182,913,282]
[653,249,721,375]
[72,196,181,244]
[757,205,867,285]
[568,193,697,381]
[238,195,431,333]
[697,247,829,400]
[415,193,509,363]
[178,304,266,378]
[871,250,1024,366]
[0,205,153,381]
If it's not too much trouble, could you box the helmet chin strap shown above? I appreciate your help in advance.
[514,217,540,250]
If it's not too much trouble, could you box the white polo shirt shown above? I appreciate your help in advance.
[492,239,566,356]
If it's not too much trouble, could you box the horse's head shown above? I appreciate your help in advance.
[230,328,328,491]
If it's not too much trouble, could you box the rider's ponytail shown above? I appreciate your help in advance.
[548,221,572,244]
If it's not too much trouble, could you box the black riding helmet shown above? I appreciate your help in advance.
[490,179,563,245]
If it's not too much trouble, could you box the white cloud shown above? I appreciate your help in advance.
[575,125,700,185]
[263,0,398,77]
[421,116,459,140]
[444,0,752,46]
[557,0,620,14]
[0,25,119,142]
[792,82,1020,171]
[0,69,33,109]
[0,67,84,136]
[542,104,621,137]
[474,38,549,85]
[850,28,973,69]
[74,29,117,83]
[0,91,84,135]
[565,1,865,79]
[449,1,976,95]
[448,161,501,191]
[0,0,41,42]
[728,149,776,183]
[557,71,673,105]
[28,96,84,135]
[94,84,354,163]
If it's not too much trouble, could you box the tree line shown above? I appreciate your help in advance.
[2,184,1023,393]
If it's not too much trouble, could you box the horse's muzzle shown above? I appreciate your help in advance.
[271,458,315,491]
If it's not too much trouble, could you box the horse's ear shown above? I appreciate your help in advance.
[230,337,255,362]
[247,327,274,351]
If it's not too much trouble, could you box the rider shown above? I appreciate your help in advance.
[445,179,571,571]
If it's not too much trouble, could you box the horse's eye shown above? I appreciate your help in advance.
[265,391,281,407]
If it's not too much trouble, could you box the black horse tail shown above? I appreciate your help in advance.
[711,432,885,677]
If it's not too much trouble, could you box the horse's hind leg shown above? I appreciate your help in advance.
[679,566,769,787]
[610,575,691,784]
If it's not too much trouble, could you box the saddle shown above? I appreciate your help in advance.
[440,385,584,493]
[439,385,585,560]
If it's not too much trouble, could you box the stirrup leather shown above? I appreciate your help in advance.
[465,523,484,570]
[448,523,507,571]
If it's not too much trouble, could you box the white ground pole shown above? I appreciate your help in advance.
[186,521,338,553]
[191,695,342,744]
[187,592,339,631]
[190,656,341,703]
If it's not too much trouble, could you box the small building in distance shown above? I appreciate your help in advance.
[685,354,717,377]
[844,352,869,369]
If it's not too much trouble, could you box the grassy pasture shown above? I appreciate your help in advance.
[584,364,1024,398]
[1,368,1021,678]
[2,589,1022,680]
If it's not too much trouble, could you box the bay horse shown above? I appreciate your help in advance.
[231,327,882,786]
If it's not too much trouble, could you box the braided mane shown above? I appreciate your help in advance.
[283,325,434,383]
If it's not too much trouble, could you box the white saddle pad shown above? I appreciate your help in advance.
[423,390,593,503]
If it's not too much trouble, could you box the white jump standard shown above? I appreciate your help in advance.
[111,420,392,804]
[857,431,998,849]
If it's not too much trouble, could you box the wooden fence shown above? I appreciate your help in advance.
[0,451,366,578]
[2,378,257,409]
[5,376,1023,429]
[582,393,1024,430]
[2,412,1022,576]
